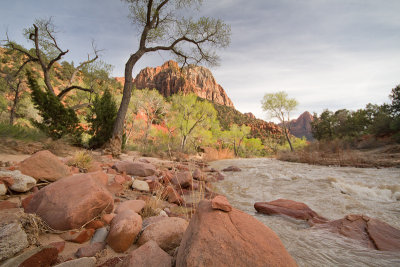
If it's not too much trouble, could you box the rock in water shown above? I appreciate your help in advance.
[18,150,71,181]
[121,240,172,267]
[318,214,400,251]
[176,200,297,267]
[222,166,241,172]
[25,172,114,230]
[254,199,328,224]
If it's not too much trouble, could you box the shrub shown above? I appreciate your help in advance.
[27,72,82,143]
[86,89,117,148]
[0,122,46,141]
[67,151,93,170]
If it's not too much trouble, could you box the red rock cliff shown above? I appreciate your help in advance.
[133,60,234,107]
[288,111,314,140]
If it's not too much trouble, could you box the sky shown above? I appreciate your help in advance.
[1,0,400,121]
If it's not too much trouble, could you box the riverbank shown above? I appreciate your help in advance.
[277,143,400,168]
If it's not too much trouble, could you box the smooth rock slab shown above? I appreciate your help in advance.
[132,179,150,192]
[211,195,232,212]
[25,172,114,230]
[254,199,328,225]
[0,222,29,261]
[75,242,105,258]
[19,150,71,181]
[0,170,36,192]
[1,246,58,267]
[115,199,146,214]
[176,200,297,267]
[121,240,172,267]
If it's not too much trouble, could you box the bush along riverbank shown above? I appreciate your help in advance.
[0,149,297,266]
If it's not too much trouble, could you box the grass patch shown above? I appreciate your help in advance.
[0,123,46,141]
[67,150,93,171]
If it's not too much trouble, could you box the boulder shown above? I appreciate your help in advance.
[60,228,95,243]
[121,240,172,267]
[0,182,7,195]
[192,169,206,181]
[132,179,150,192]
[19,150,71,181]
[0,222,29,261]
[25,172,114,230]
[318,214,400,251]
[211,195,232,212]
[75,242,105,258]
[222,166,241,172]
[91,227,109,243]
[106,209,142,252]
[102,213,115,225]
[254,199,328,224]
[115,200,146,214]
[176,200,297,267]
[162,185,184,205]
[113,161,156,176]
[0,170,36,192]
[138,217,188,251]
[171,171,192,188]
[1,246,58,267]
[54,257,96,267]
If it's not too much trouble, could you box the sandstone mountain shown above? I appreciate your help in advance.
[132,60,234,107]
[288,111,314,140]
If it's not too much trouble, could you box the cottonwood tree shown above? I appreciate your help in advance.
[261,91,298,152]
[107,0,231,156]
[131,88,167,144]
[222,124,251,156]
[4,18,99,100]
[168,93,217,151]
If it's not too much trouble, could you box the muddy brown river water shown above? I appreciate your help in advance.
[210,158,400,267]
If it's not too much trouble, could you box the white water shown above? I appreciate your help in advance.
[210,158,400,267]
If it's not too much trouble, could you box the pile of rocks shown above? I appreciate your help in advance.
[0,150,297,266]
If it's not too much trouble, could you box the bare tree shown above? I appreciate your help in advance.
[4,18,99,99]
[106,0,231,156]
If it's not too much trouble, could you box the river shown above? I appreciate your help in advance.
[210,158,400,267]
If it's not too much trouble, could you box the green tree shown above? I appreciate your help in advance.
[261,91,298,151]
[107,0,231,156]
[221,124,251,156]
[168,93,217,151]
[390,85,400,116]
[27,72,82,142]
[86,89,118,148]
[131,88,167,144]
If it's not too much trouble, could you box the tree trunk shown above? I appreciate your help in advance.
[106,51,144,156]
[284,127,294,152]
[181,135,187,151]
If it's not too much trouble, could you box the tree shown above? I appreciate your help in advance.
[4,18,99,99]
[86,89,118,148]
[261,91,298,151]
[221,124,251,156]
[131,88,167,144]
[390,85,400,116]
[107,0,231,156]
[168,93,217,151]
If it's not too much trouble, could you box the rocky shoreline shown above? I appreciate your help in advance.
[0,150,297,267]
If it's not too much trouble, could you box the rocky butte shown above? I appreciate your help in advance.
[132,60,234,107]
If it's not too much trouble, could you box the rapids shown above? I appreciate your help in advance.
[210,158,400,267]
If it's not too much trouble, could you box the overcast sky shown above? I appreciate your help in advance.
[1,0,399,120]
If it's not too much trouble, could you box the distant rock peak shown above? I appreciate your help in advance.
[133,60,234,107]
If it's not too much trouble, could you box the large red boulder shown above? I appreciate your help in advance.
[113,161,156,177]
[106,209,142,253]
[254,199,328,225]
[25,172,114,230]
[18,150,71,181]
[176,200,297,267]
[121,240,172,267]
[318,214,400,251]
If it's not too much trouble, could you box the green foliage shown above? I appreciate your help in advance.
[27,72,82,142]
[277,136,308,152]
[0,122,46,141]
[221,124,251,156]
[240,138,266,157]
[390,85,400,116]
[86,89,118,148]
[168,93,218,151]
